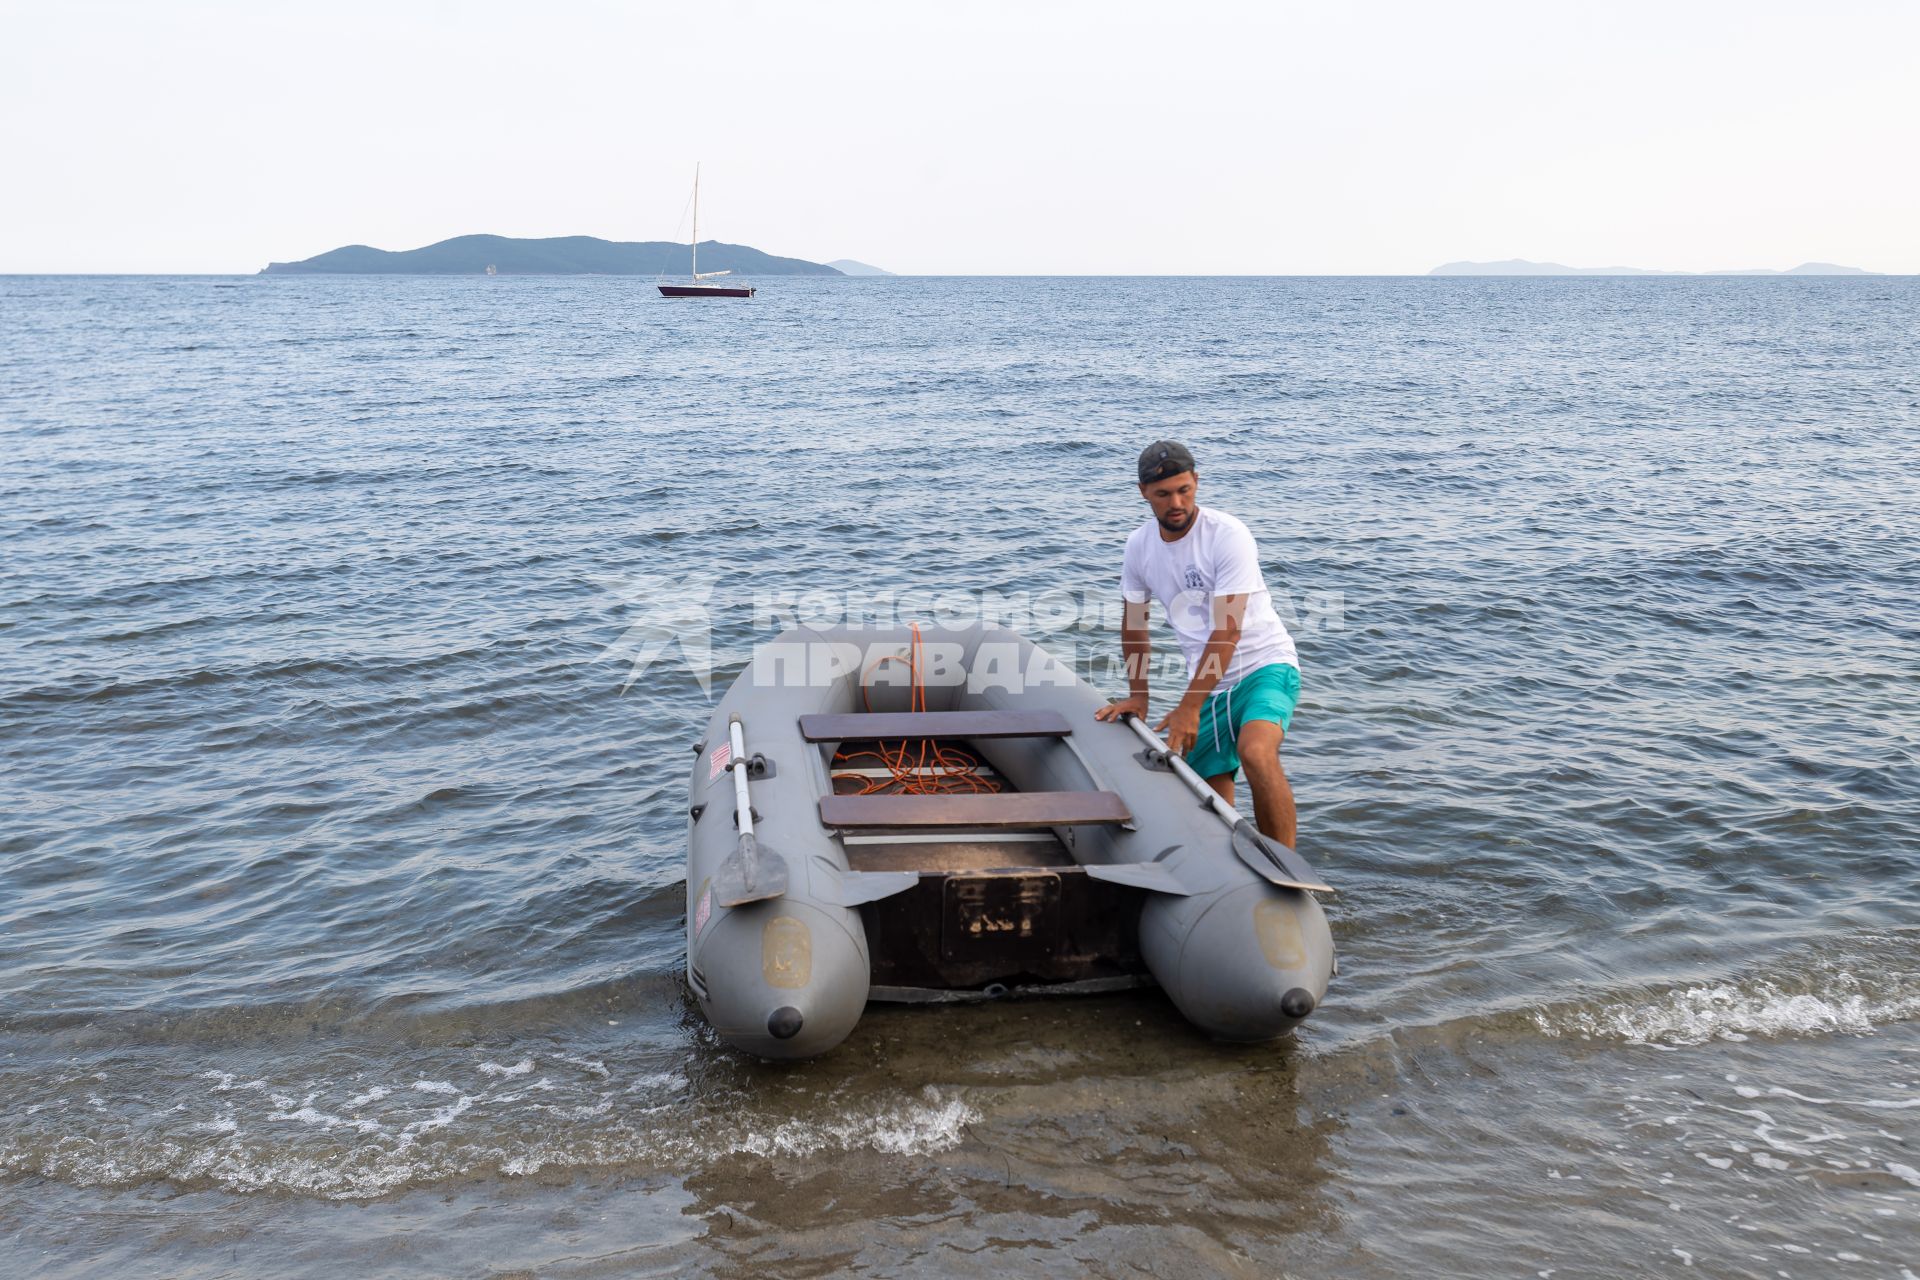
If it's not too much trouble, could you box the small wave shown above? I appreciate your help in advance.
[1530,949,1920,1046]
[702,1088,976,1161]
[2,1058,975,1201]
[1733,1082,1920,1110]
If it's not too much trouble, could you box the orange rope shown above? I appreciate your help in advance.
[831,622,1003,796]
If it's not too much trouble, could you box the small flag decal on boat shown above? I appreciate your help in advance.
[709,740,732,780]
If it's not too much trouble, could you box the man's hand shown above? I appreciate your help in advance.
[1156,701,1201,757]
[1094,695,1147,723]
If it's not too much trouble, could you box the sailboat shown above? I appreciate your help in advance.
[657,164,755,299]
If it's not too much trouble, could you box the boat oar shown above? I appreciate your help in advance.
[1119,712,1332,894]
[714,714,789,907]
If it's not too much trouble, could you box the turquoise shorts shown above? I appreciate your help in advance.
[1183,662,1300,780]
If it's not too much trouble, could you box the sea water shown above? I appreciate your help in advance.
[1,274,1916,1275]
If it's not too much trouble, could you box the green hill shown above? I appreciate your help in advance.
[262,234,843,276]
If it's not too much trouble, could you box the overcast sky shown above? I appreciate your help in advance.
[3,0,1915,274]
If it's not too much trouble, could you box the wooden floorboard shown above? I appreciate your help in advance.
[800,709,1073,742]
[846,838,1076,873]
[819,790,1131,830]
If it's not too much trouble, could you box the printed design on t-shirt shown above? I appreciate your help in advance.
[1183,565,1205,590]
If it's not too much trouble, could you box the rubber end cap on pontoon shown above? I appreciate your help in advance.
[767,1006,804,1040]
[1280,988,1316,1020]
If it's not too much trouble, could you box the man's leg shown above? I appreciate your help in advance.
[1204,772,1234,807]
[1236,719,1296,848]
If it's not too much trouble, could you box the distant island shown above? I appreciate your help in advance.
[827,259,895,276]
[1430,259,1875,277]
[262,234,843,276]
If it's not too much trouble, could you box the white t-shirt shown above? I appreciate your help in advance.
[1121,506,1297,690]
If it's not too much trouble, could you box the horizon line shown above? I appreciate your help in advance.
[3,271,1911,279]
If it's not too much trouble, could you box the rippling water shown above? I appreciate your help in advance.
[2,274,1916,1276]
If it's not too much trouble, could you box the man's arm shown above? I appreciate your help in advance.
[1153,593,1248,755]
[1093,597,1153,722]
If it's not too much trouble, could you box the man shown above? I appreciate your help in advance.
[1093,441,1302,849]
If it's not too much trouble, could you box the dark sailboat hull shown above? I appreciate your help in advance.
[658,284,755,298]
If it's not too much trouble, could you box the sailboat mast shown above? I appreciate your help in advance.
[691,162,700,279]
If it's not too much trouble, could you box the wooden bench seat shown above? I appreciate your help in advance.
[799,709,1072,742]
[819,790,1131,830]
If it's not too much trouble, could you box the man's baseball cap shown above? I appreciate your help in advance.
[1137,440,1196,484]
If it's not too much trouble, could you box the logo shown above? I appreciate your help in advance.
[594,572,717,695]
[591,578,1348,696]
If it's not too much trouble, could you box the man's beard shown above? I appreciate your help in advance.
[1156,507,1194,533]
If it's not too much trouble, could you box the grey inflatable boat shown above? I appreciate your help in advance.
[685,623,1334,1059]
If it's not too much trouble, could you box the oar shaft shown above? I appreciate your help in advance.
[1122,714,1242,829]
[728,715,753,837]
